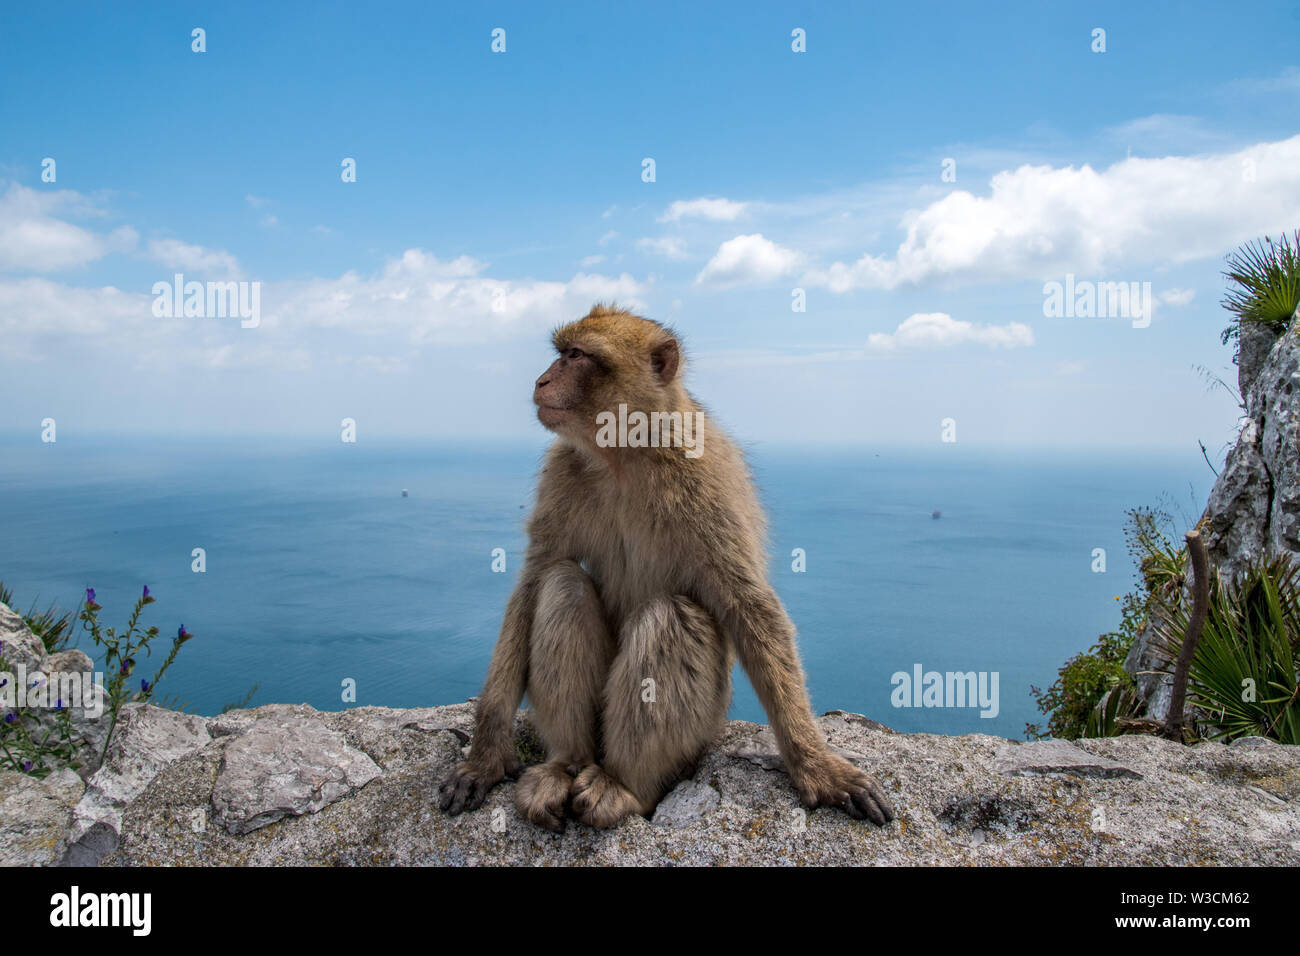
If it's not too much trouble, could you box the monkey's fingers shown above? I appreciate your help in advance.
[438,769,482,815]
[848,779,894,826]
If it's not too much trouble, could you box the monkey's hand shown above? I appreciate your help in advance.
[437,754,519,815]
[792,752,894,826]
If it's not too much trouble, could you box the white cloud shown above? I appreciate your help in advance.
[599,230,618,246]
[579,254,606,267]
[660,197,748,222]
[147,238,243,279]
[1,247,649,367]
[694,234,804,287]
[804,135,1300,291]
[267,250,645,345]
[636,236,688,260]
[0,277,147,338]
[866,312,1034,350]
[1159,287,1195,306]
[0,183,137,273]
[1227,67,1300,95]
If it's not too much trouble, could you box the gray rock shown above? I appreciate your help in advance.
[64,704,211,864]
[1206,320,1300,584]
[0,602,46,672]
[993,739,1142,779]
[651,778,720,828]
[1237,318,1285,396]
[211,714,381,835]
[0,769,84,866]
[84,705,1297,866]
[1128,320,1300,719]
[1229,736,1277,750]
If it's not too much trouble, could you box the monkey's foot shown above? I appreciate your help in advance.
[437,759,506,816]
[794,753,895,826]
[570,765,641,828]
[515,761,573,832]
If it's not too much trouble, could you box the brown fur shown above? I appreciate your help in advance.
[437,304,894,829]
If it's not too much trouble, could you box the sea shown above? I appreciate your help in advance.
[0,434,1211,739]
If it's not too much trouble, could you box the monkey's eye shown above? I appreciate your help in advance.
[566,347,584,360]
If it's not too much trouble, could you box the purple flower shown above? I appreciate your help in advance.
[120,657,135,675]
[86,587,95,603]
[3,712,15,724]
[140,679,150,693]
[177,624,192,642]
[22,760,32,772]
[55,698,64,710]
[142,585,154,604]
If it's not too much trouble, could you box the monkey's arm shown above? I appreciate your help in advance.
[438,572,536,814]
[704,577,894,826]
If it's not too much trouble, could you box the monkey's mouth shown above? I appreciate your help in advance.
[535,404,569,428]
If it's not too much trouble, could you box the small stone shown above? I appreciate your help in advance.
[993,740,1142,779]
[651,779,720,828]
[212,715,381,835]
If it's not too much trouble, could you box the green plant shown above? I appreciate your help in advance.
[0,582,74,654]
[1027,592,1145,739]
[1085,682,1144,738]
[1220,230,1300,351]
[79,586,195,765]
[0,650,80,778]
[1027,507,1186,740]
[1152,556,1300,743]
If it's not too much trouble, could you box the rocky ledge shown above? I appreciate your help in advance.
[2,698,1297,866]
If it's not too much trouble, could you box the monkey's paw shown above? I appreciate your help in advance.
[515,762,573,832]
[794,753,895,826]
[570,765,640,829]
[437,760,505,815]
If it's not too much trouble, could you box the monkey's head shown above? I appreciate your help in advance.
[534,304,685,449]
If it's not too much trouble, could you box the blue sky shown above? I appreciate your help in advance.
[2,1,1299,452]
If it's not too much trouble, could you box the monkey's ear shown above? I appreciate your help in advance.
[650,338,680,384]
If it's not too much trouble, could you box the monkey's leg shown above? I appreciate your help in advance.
[515,559,614,831]
[572,595,731,828]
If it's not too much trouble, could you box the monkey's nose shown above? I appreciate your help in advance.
[535,376,550,389]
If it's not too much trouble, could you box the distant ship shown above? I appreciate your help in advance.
[931,509,942,519]
[401,489,409,498]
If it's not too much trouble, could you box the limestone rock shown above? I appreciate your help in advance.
[0,769,84,866]
[63,704,211,864]
[993,739,1141,779]
[1129,320,1300,720]
[0,602,46,672]
[211,714,381,835]
[651,778,720,828]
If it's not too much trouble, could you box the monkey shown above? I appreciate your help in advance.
[438,304,893,831]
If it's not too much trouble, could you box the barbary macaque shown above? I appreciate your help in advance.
[438,304,894,830]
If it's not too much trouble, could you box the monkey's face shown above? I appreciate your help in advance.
[537,309,685,449]
[534,345,603,432]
